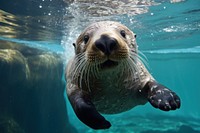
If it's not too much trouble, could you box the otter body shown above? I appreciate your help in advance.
[88,61,150,114]
[66,21,180,129]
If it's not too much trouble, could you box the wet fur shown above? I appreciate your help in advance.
[66,21,181,129]
[67,21,152,113]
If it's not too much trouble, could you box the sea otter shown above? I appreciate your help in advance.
[66,21,181,129]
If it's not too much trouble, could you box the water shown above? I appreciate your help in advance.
[0,0,200,133]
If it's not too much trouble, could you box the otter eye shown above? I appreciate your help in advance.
[120,30,126,38]
[134,34,137,38]
[83,35,89,44]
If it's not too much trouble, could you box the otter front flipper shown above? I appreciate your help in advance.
[68,90,111,130]
[146,81,181,111]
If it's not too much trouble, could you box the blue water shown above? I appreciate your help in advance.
[0,0,200,133]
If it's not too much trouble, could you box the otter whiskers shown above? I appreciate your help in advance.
[70,53,100,92]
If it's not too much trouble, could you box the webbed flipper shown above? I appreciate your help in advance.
[68,89,111,129]
[145,81,181,111]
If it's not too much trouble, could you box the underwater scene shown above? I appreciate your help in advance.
[0,0,200,133]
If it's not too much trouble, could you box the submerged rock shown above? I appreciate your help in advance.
[0,49,29,88]
[0,115,25,133]
[0,40,77,133]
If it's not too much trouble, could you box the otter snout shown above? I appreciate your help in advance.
[95,35,118,55]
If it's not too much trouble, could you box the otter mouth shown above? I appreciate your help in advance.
[100,60,118,69]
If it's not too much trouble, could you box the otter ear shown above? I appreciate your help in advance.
[72,43,76,47]
[134,34,137,38]
[73,43,77,53]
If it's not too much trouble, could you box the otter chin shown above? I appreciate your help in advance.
[66,21,181,130]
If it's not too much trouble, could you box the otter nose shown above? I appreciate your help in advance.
[95,35,117,55]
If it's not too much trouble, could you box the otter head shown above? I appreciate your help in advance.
[73,21,137,70]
